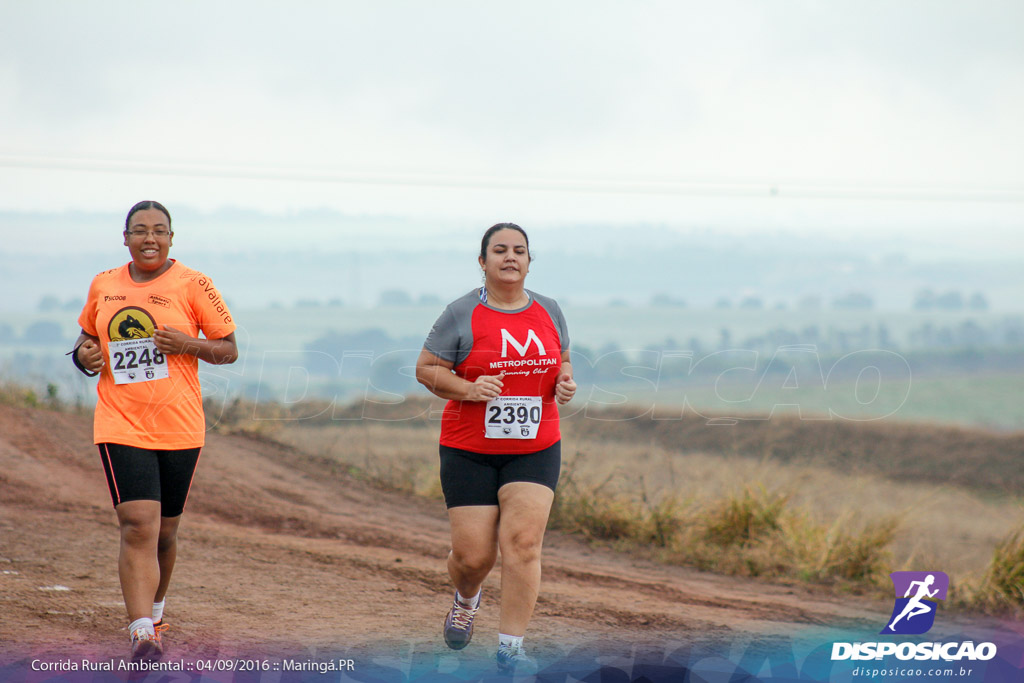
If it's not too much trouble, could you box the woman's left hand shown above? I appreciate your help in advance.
[152,325,195,356]
[555,372,576,405]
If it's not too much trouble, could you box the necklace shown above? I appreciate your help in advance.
[480,286,529,309]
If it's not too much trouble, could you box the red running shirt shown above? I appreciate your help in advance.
[424,289,570,454]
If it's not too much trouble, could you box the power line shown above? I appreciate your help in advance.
[2,154,1022,204]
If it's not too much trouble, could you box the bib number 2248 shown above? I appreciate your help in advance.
[109,338,169,385]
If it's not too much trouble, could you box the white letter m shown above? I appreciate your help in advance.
[500,328,546,357]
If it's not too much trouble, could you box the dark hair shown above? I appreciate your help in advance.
[480,223,530,261]
[124,200,172,232]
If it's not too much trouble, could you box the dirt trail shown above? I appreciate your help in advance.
[0,403,1002,676]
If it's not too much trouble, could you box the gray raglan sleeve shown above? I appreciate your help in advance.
[423,305,460,364]
[552,302,570,352]
[531,292,570,352]
[423,292,479,367]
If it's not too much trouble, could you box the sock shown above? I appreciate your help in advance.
[128,618,155,639]
[499,633,524,651]
[455,590,480,609]
[152,600,165,623]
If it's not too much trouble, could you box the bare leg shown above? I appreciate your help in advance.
[155,515,182,603]
[447,505,500,598]
[115,500,162,621]
[496,482,554,636]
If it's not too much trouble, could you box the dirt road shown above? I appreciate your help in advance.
[0,403,1012,680]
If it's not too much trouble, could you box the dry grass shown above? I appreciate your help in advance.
[551,438,1022,580]
[565,406,1024,497]
[549,469,896,589]
[6,378,1018,609]
[965,527,1024,617]
[203,396,1024,611]
[0,379,64,411]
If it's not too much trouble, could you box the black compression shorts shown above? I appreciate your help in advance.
[439,440,561,509]
[98,443,202,517]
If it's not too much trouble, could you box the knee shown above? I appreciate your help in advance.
[157,525,178,553]
[451,547,496,575]
[119,515,159,548]
[502,529,544,565]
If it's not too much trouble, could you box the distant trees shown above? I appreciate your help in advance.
[37,295,83,312]
[302,328,424,394]
[650,292,686,307]
[968,292,990,311]
[832,291,874,310]
[37,295,61,312]
[283,291,441,308]
[706,289,990,313]
[23,321,65,344]
[738,296,764,310]
[378,289,413,307]
[914,289,988,311]
[798,296,822,311]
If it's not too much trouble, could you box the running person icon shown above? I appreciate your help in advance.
[888,574,939,631]
[72,201,238,662]
[415,223,576,675]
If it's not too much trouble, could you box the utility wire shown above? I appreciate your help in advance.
[2,154,1022,204]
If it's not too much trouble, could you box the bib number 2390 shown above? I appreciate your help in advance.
[485,396,542,439]
[109,338,169,385]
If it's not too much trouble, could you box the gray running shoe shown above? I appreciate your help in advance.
[496,644,537,676]
[442,593,479,650]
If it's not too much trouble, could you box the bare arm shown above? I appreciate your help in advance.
[415,348,504,401]
[73,330,105,374]
[152,327,238,365]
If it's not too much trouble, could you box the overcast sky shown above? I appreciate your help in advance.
[1,1,1022,254]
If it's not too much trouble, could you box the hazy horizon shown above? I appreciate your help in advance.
[2,2,1021,244]
[3,207,1021,315]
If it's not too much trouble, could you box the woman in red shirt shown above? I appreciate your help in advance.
[416,223,576,675]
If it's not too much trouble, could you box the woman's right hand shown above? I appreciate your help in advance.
[465,372,504,401]
[77,339,105,373]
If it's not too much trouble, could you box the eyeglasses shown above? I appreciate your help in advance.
[126,229,171,238]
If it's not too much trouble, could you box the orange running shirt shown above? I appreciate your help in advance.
[77,260,236,449]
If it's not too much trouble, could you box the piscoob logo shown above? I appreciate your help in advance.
[881,571,948,635]
[108,307,158,341]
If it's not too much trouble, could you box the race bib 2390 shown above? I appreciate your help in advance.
[485,396,542,439]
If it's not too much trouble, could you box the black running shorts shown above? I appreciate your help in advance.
[439,440,561,509]
[98,443,202,517]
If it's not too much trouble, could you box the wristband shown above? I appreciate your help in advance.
[68,343,99,377]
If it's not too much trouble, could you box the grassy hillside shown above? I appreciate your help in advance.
[203,395,1024,614]
[6,380,1021,615]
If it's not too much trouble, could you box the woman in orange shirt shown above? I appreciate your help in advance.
[72,201,238,662]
